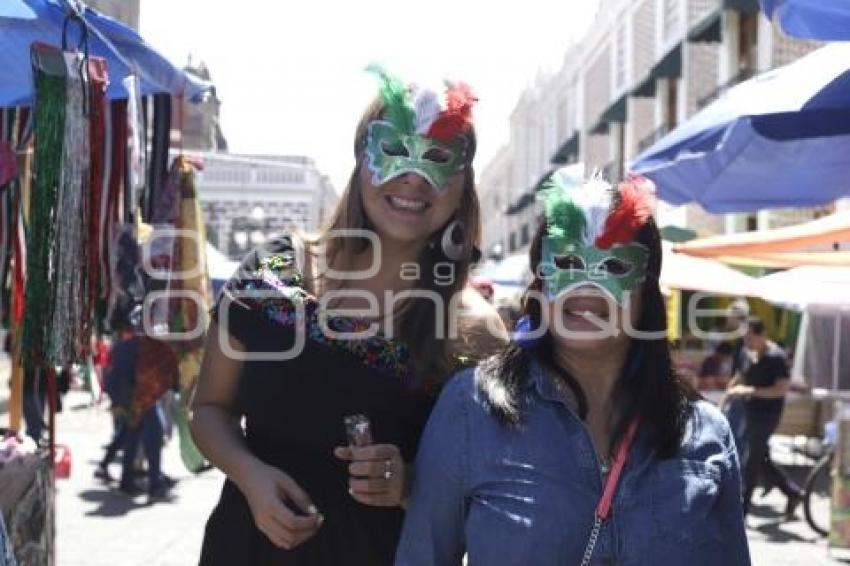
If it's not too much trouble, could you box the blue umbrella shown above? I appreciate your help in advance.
[630,43,850,213]
[0,1,36,19]
[761,0,850,41]
[0,0,210,106]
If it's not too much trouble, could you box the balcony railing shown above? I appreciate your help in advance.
[697,68,756,110]
[637,124,670,153]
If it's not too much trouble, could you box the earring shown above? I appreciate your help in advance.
[440,220,466,261]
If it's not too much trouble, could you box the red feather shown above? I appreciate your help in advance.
[426,82,478,142]
[595,174,657,249]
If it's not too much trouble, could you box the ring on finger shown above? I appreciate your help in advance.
[383,459,393,480]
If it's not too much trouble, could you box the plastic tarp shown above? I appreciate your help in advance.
[0,0,210,106]
[792,306,850,391]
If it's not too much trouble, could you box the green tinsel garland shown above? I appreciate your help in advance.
[22,63,66,366]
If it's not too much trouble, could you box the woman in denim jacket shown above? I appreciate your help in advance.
[396,168,750,565]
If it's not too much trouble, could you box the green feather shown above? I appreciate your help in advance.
[539,177,586,241]
[366,63,415,134]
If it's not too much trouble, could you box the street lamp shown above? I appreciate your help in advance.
[233,230,248,249]
[251,205,265,222]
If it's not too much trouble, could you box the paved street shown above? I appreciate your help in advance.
[746,478,847,565]
[54,391,222,566]
[1,384,848,564]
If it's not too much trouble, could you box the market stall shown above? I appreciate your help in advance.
[0,1,213,563]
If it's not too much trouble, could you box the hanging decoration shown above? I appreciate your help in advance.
[86,57,109,340]
[97,100,127,328]
[22,43,66,367]
[47,48,92,366]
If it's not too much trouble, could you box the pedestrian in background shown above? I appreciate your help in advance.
[726,318,803,518]
[95,320,138,484]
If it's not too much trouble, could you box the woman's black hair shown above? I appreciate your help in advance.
[477,216,698,459]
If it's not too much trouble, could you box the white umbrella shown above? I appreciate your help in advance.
[660,242,756,296]
[754,267,850,392]
[205,242,239,283]
[754,266,850,307]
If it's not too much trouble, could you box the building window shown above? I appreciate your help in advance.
[665,79,678,130]
[745,214,758,232]
[738,12,759,76]
[509,232,518,252]
[521,223,530,247]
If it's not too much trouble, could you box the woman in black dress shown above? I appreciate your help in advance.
[191,68,506,565]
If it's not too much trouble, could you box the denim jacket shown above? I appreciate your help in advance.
[396,360,750,566]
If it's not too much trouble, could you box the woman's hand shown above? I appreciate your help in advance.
[334,444,408,508]
[236,460,324,549]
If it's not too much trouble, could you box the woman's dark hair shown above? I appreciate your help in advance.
[478,214,698,459]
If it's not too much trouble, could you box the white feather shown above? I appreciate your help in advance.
[410,84,443,135]
[572,177,615,245]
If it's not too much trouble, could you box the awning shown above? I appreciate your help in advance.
[755,266,850,307]
[688,8,722,43]
[590,95,627,134]
[631,44,683,98]
[725,0,761,13]
[551,131,579,164]
[660,225,698,243]
[0,0,211,106]
[506,192,535,215]
[718,251,850,268]
[673,211,850,257]
[660,242,756,295]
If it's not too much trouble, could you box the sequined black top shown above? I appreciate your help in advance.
[199,236,436,566]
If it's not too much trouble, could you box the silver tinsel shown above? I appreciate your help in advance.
[48,52,91,366]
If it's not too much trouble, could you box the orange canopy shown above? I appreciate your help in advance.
[673,211,850,259]
[717,251,850,268]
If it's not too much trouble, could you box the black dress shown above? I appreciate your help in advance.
[199,236,436,565]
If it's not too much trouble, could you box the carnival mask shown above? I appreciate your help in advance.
[537,166,656,306]
[365,120,467,190]
[363,64,476,191]
[540,236,649,305]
